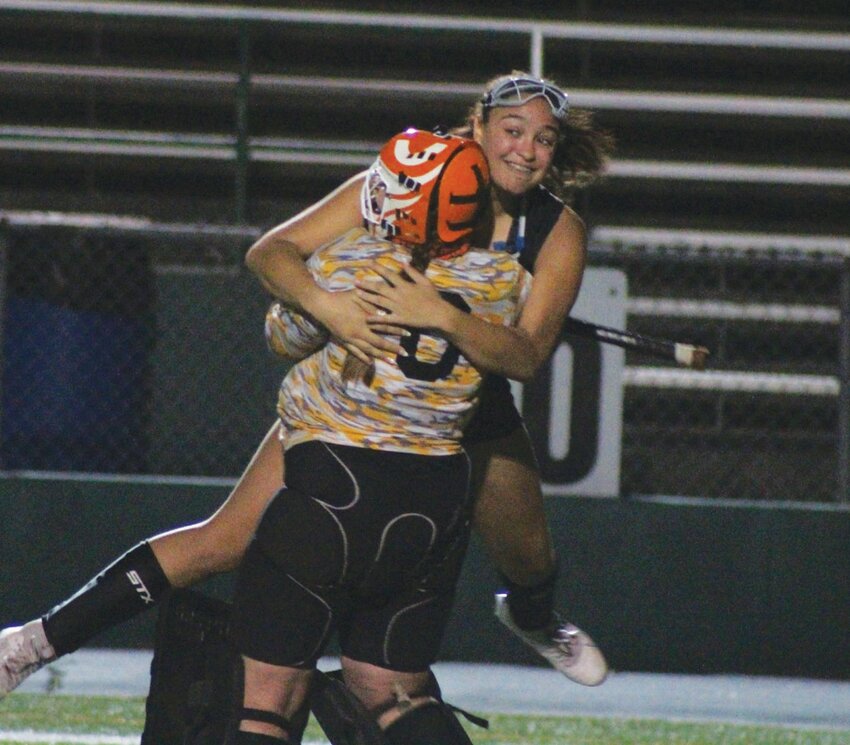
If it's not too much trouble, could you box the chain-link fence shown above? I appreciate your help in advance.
[0,214,285,478]
[591,230,850,504]
[2,213,848,503]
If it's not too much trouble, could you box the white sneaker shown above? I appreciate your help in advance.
[0,620,57,699]
[494,593,608,686]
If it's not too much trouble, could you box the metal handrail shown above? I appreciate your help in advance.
[4,2,850,52]
[4,2,850,220]
[5,63,850,121]
[6,124,850,187]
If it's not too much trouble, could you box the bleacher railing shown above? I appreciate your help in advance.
[3,1,850,222]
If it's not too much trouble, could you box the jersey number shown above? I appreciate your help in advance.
[396,292,470,381]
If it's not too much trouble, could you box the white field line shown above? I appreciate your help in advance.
[0,734,139,744]
[0,734,327,745]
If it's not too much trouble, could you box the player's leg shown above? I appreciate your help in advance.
[227,657,312,743]
[335,658,474,745]
[461,376,559,599]
[468,425,555,590]
[227,480,341,744]
[312,505,477,745]
[312,646,476,745]
[46,419,284,650]
[468,425,608,686]
[0,421,284,698]
[150,419,284,586]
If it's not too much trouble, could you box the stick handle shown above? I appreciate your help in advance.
[563,317,710,370]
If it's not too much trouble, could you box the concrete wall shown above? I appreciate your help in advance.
[2,475,848,679]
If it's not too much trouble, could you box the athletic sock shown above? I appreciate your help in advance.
[499,567,558,631]
[42,540,171,656]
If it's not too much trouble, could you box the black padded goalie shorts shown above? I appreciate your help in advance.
[231,440,473,672]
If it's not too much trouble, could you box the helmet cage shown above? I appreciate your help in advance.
[360,129,489,252]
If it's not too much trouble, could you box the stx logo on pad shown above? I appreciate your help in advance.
[127,571,155,605]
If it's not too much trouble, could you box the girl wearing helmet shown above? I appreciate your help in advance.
[229,129,527,743]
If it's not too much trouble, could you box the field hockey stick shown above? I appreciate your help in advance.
[563,316,710,370]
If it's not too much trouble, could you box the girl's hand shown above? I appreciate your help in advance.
[318,289,408,363]
[355,262,450,332]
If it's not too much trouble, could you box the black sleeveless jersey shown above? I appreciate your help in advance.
[461,186,566,447]
[493,185,564,273]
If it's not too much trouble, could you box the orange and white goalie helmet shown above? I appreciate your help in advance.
[360,128,490,252]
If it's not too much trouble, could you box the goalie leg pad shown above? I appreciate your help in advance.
[309,670,386,745]
[310,670,483,745]
[383,700,474,745]
[142,590,241,745]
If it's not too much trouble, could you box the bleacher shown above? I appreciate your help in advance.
[2,3,849,228]
[2,1,850,500]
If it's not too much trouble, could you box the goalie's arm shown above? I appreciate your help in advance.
[264,302,329,361]
[245,173,404,364]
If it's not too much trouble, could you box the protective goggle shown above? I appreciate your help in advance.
[481,76,569,120]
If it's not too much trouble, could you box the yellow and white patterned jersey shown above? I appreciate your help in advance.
[277,227,532,455]
[265,302,328,361]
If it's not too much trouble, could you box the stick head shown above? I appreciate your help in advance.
[675,344,710,370]
[691,346,710,370]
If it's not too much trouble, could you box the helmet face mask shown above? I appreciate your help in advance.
[362,166,396,237]
[360,129,490,254]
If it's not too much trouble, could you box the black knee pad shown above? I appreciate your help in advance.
[142,590,242,745]
[253,486,345,587]
[383,700,474,745]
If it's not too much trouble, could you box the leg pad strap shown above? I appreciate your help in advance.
[237,707,292,735]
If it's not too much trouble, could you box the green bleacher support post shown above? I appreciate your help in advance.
[235,22,251,225]
[0,227,6,469]
[839,260,850,502]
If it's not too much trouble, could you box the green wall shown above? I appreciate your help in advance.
[1,475,848,678]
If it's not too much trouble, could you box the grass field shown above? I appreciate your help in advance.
[2,694,850,745]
